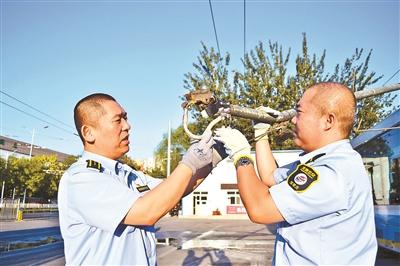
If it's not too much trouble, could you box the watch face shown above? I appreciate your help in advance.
[235,157,253,168]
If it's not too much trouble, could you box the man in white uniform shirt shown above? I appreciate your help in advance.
[58,93,214,265]
[215,82,377,265]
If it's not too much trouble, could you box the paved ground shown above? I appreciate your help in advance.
[1,216,399,265]
[1,215,273,265]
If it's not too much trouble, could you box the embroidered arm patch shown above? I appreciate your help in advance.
[136,185,150,193]
[287,164,319,192]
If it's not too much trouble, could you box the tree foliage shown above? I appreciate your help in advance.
[151,33,397,172]
[0,155,78,200]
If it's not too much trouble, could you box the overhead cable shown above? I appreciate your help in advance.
[383,68,400,86]
[208,0,221,57]
[243,0,246,59]
[0,90,75,130]
[0,100,79,137]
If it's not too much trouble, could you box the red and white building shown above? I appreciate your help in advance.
[181,150,301,217]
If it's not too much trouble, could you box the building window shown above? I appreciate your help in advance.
[227,190,241,205]
[193,191,208,205]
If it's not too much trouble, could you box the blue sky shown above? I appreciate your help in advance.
[1,0,399,160]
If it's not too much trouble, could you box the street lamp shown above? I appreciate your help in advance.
[29,128,35,159]
[29,126,49,159]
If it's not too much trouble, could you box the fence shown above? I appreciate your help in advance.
[0,199,21,220]
[0,199,58,221]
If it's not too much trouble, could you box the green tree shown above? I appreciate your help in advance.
[119,155,141,170]
[0,155,78,200]
[182,42,238,134]
[151,34,397,172]
[181,34,397,149]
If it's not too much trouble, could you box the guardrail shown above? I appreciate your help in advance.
[0,199,58,221]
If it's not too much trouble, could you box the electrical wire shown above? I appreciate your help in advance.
[383,68,400,86]
[0,100,79,137]
[243,0,246,59]
[208,0,221,56]
[0,90,75,130]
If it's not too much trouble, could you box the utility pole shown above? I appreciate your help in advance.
[12,187,15,203]
[167,121,171,177]
[29,128,35,159]
[22,188,26,208]
[0,181,4,206]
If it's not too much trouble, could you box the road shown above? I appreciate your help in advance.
[1,216,399,265]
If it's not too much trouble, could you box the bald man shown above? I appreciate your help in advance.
[215,82,377,265]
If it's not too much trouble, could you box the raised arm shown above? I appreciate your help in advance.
[123,131,214,226]
[214,127,284,224]
[253,106,281,187]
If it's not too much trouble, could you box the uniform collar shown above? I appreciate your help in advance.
[81,151,120,175]
[298,139,350,164]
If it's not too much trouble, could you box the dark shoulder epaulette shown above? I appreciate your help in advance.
[305,153,326,164]
[86,159,102,171]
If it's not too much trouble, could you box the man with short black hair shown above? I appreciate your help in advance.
[58,93,214,265]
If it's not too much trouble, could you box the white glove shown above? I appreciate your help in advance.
[253,106,281,141]
[181,130,214,175]
[214,127,251,165]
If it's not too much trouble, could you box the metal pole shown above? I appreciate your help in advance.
[29,128,35,159]
[22,188,26,208]
[229,83,400,124]
[12,187,15,203]
[167,121,171,177]
[0,181,4,206]
[354,83,400,100]
[16,198,20,221]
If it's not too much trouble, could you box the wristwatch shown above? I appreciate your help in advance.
[234,156,254,169]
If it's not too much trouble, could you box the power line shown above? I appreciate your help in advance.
[0,100,79,137]
[243,0,246,59]
[208,0,221,57]
[0,90,75,130]
[383,68,400,86]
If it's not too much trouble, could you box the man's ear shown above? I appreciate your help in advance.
[81,125,95,144]
[324,113,335,130]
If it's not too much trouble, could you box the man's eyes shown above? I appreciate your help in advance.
[114,116,128,123]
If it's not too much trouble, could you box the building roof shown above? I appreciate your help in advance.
[0,135,72,161]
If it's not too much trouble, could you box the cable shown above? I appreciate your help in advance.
[208,0,221,57]
[0,100,79,137]
[0,90,75,130]
[383,68,400,86]
[244,0,246,59]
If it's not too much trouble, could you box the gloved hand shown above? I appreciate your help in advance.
[181,130,214,175]
[253,106,281,141]
[214,127,251,165]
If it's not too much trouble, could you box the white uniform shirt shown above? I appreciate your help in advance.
[58,151,162,265]
[269,140,377,265]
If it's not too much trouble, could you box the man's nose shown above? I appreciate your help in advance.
[123,119,131,131]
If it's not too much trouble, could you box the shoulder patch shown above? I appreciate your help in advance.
[86,159,102,171]
[305,153,326,164]
[287,164,319,193]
